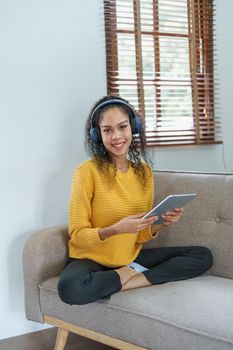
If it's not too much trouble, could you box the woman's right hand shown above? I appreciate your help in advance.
[98,213,158,240]
[112,213,158,234]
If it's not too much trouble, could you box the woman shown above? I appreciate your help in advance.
[58,95,212,305]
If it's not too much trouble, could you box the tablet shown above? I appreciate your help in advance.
[143,193,196,224]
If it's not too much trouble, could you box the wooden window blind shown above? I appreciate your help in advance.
[104,0,222,146]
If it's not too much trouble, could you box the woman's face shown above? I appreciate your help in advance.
[99,107,133,160]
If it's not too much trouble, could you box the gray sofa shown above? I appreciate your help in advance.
[23,170,233,350]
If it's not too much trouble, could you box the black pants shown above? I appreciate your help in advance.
[57,246,213,305]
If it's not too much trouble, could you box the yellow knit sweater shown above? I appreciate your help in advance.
[68,159,156,267]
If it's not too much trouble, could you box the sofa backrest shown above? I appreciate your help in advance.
[143,170,233,280]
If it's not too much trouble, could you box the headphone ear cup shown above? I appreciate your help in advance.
[131,116,142,134]
[90,127,100,143]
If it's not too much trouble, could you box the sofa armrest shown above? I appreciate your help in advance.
[23,225,68,323]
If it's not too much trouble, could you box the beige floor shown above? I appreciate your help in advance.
[0,328,116,350]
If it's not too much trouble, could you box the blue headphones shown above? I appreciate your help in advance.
[89,99,142,144]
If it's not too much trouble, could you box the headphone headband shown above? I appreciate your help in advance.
[90,99,135,123]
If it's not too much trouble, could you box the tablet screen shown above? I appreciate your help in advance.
[144,193,196,224]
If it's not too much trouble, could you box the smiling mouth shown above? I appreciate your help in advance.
[112,142,125,148]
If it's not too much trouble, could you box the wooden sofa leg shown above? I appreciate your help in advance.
[54,327,69,350]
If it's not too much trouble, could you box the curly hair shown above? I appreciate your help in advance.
[85,95,152,186]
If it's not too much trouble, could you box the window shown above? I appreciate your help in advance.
[104,0,222,146]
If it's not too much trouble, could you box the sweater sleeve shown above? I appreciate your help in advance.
[136,165,158,244]
[68,165,103,250]
[136,227,159,244]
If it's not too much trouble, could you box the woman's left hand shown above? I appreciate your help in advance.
[152,207,184,231]
[161,207,184,227]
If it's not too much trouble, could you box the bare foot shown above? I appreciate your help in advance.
[121,273,151,291]
[114,266,138,286]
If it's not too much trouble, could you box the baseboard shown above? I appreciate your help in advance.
[0,327,85,350]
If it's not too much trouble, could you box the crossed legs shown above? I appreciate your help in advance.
[58,246,213,305]
[116,246,213,291]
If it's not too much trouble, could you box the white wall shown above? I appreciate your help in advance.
[0,0,232,341]
[215,0,233,172]
[0,0,106,339]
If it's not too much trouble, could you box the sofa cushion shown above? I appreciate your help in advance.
[39,275,233,350]
[144,171,233,281]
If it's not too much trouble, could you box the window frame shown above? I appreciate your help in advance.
[104,0,222,147]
